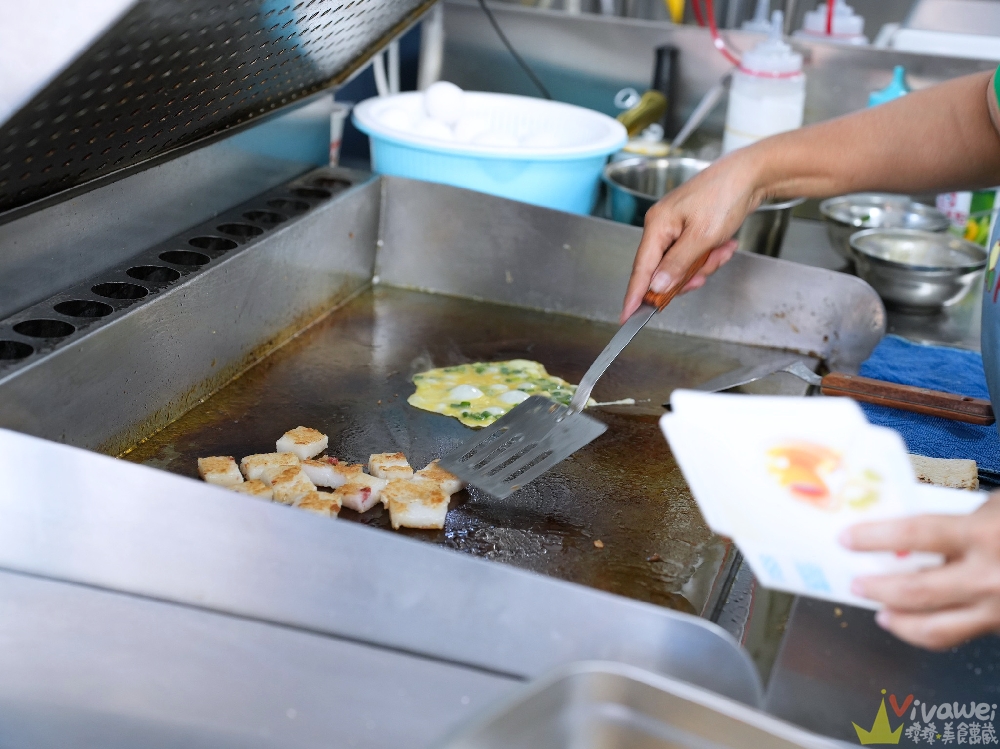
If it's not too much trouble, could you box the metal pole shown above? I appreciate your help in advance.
[417,2,445,90]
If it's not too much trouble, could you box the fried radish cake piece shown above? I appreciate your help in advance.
[198,456,244,487]
[231,479,272,500]
[384,479,450,530]
[276,427,329,461]
[334,474,389,513]
[301,457,364,488]
[414,460,463,496]
[369,452,414,480]
[262,466,317,505]
[240,452,300,481]
[296,491,341,517]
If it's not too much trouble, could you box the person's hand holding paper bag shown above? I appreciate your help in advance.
[660,391,987,619]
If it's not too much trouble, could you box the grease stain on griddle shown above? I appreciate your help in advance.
[124,287,770,615]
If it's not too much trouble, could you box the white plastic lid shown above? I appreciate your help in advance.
[740,11,803,75]
[801,0,865,37]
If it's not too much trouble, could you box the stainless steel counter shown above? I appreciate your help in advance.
[766,597,1000,745]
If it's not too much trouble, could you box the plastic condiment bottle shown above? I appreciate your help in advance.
[795,0,868,45]
[742,0,772,33]
[868,65,910,107]
[722,11,805,154]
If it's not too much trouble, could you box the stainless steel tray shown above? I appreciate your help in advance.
[437,661,840,749]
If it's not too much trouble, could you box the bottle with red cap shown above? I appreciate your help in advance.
[722,11,806,154]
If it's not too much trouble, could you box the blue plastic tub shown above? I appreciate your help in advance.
[353,92,627,215]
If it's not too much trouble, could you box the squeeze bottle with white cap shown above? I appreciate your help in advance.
[722,11,805,154]
[742,0,772,33]
[795,0,867,45]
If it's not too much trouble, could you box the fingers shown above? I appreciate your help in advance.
[853,563,979,612]
[681,275,706,292]
[704,239,739,275]
[680,239,739,293]
[621,285,648,324]
[652,230,720,296]
[623,237,740,316]
[619,154,758,323]
[875,603,1000,651]
[841,514,971,556]
[621,210,682,323]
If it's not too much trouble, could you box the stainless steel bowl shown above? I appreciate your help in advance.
[604,156,710,226]
[820,193,950,261]
[603,157,804,257]
[736,197,807,257]
[849,228,986,312]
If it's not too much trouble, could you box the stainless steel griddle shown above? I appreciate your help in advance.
[0,169,884,618]
[0,169,884,747]
[126,285,761,615]
[0,3,892,744]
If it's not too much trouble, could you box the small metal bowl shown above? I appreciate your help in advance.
[603,156,710,226]
[849,228,986,312]
[820,193,950,261]
[603,156,803,256]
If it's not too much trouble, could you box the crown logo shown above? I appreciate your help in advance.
[853,698,903,745]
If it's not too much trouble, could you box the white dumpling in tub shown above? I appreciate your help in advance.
[423,81,465,126]
[378,106,415,133]
[520,130,562,149]
[472,129,520,148]
[412,116,455,141]
[452,115,491,143]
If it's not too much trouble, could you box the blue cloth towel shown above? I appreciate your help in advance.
[857,335,1000,476]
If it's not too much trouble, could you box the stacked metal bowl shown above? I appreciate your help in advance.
[819,193,951,262]
[823,194,986,312]
[849,228,987,312]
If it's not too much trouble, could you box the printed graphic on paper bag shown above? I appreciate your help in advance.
[758,554,785,583]
[794,561,832,593]
[852,689,998,745]
[766,442,882,511]
[757,555,832,594]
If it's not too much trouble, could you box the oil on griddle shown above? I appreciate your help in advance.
[125,286,767,615]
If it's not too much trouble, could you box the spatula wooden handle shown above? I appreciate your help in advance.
[642,253,711,311]
[820,372,996,425]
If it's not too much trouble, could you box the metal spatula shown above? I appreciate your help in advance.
[439,257,709,498]
[692,357,995,425]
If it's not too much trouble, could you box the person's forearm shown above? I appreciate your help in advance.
[736,71,1000,203]
[620,70,1000,321]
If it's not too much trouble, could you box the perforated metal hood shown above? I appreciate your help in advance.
[0,0,433,217]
